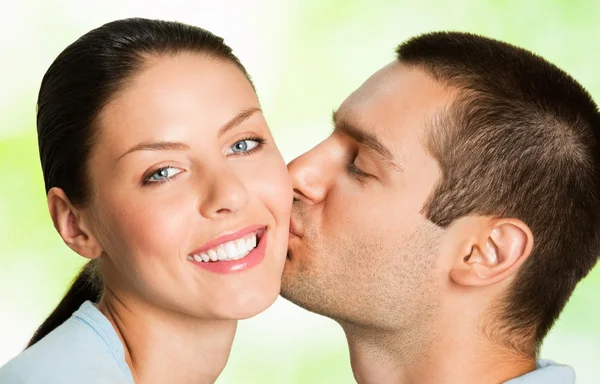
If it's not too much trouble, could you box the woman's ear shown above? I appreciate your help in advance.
[47,187,103,259]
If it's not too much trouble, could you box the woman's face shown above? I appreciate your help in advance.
[84,53,292,319]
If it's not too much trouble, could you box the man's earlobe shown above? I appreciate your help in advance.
[449,218,534,287]
[47,187,103,259]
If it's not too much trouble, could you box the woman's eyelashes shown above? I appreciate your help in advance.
[141,137,267,186]
[226,136,266,156]
[143,166,183,185]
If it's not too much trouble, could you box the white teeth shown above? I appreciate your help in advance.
[235,238,247,254]
[217,246,227,261]
[224,242,237,259]
[188,231,261,262]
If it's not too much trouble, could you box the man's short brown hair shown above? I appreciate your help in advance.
[397,32,600,354]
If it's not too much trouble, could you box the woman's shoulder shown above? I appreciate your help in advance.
[0,301,134,384]
[0,357,130,384]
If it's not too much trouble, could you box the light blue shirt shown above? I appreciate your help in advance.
[505,359,575,383]
[0,301,134,383]
[0,303,576,384]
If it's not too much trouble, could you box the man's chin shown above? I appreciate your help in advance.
[280,256,298,291]
[279,286,346,326]
[279,260,305,302]
[280,267,325,316]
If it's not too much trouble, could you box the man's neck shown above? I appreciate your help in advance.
[341,321,536,384]
[99,290,237,384]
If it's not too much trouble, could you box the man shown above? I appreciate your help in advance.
[282,32,600,383]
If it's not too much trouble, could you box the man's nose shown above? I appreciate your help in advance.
[287,142,331,205]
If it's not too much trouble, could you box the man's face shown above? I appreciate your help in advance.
[282,63,456,329]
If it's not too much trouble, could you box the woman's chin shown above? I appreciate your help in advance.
[213,280,282,320]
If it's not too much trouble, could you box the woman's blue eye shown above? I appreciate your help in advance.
[227,139,260,154]
[147,166,181,183]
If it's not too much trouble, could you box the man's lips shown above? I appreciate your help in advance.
[289,218,302,238]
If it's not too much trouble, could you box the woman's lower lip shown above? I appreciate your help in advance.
[190,232,267,274]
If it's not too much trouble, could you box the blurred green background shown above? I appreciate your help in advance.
[1,0,599,383]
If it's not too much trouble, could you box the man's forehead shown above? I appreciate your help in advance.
[336,61,454,140]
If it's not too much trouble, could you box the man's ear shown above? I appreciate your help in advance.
[47,187,103,259]
[448,217,534,287]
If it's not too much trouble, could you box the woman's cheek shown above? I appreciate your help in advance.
[101,194,190,260]
[264,161,293,223]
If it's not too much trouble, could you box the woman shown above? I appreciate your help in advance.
[0,18,292,383]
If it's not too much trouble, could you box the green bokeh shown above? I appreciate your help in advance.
[1,1,599,383]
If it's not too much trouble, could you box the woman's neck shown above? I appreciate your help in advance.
[98,289,237,384]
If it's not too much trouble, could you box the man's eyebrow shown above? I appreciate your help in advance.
[116,107,262,162]
[332,110,403,172]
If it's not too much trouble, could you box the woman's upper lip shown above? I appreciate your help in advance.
[189,224,266,254]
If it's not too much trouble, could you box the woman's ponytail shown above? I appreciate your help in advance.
[26,260,101,348]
